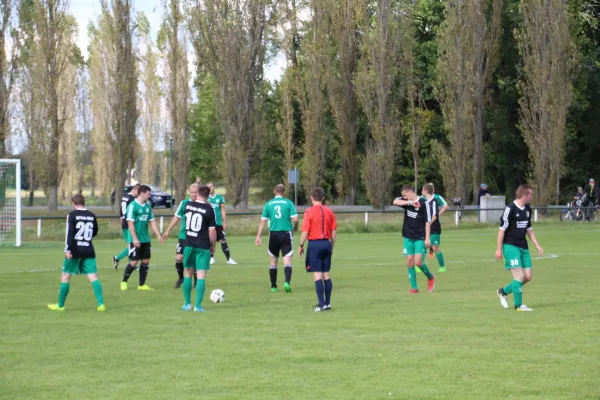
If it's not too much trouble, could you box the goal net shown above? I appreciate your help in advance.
[0,159,22,247]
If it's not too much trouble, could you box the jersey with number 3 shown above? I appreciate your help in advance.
[184,201,216,249]
[500,202,532,249]
[261,196,298,232]
[65,209,99,258]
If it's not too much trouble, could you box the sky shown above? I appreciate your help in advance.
[70,0,285,82]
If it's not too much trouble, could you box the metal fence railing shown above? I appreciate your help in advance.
[19,205,599,240]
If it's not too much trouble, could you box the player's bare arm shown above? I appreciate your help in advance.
[330,230,337,254]
[495,229,505,260]
[255,219,267,246]
[209,227,217,255]
[526,229,543,255]
[163,215,181,240]
[439,204,449,215]
[150,220,164,244]
[128,220,140,248]
[221,204,227,231]
[425,222,431,248]
[292,215,299,232]
[298,231,309,256]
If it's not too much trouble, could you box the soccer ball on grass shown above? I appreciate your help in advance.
[209,289,225,303]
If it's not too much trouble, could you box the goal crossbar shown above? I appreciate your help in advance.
[0,159,22,247]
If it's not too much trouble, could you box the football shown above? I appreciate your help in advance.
[209,289,225,303]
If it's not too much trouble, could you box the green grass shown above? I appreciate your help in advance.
[1,224,599,399]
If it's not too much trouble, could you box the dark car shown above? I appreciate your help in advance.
[148,185,175,208]
[111,185,175,208]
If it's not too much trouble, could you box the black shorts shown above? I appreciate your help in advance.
[305,240,332,273]
[268,231,293,257]
[216,225,226,242]
[129,242,151,261]
[176,239,185,255]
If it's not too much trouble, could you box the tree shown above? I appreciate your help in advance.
[355,0,411,209]
[188,0,276,208]
[89,0,138,208]
[158,0,189,203]
[32,0,77,209]
[322,0,360,205]
[296,0,328,197]
[516,0,577,205]
[0,0,18,157]
[138,12,161,185]
[435,0,502,201]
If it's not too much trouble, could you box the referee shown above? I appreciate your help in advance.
[298,187,337,312]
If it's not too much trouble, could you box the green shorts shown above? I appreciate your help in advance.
[430,234,441,246]
[183,247,211,271]
[403,238,426,256]
[503,244,532,270]
[62,258,98,275]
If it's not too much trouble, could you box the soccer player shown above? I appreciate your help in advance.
[422,183,447,272]
[48,194,104,312]
[393,185,435,294]
[207,182,237,265]
[495,184,544,312]
[255,184,299,293]
[181,185,217,312]
[163,183,199,289]
[113,183,140,269]
[120,185,164,291]
[298,187,336,312]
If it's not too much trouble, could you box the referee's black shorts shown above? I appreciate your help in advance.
[268,231,293,257]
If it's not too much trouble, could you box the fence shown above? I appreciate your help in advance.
[20,205,595,241]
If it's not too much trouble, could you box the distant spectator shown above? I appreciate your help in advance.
[195,176,201,185]
[477,183,492,206]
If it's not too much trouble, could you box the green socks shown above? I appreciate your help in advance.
[57,282,70,307]
[503,282,513,295]
[91,280,104,306]
[183,277,192,305]
[511,280,523,307]
[195,279,206,309]
[408,268,418,290]
[115,247,129,262]
[436,252,445,267]
[420,263,433,279]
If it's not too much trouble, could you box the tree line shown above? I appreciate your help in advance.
[0,0,599,210]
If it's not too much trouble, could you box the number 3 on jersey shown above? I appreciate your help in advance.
[185,212,203,232]
[274,205,282,219]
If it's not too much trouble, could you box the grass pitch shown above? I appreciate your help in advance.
[1,224,599,400]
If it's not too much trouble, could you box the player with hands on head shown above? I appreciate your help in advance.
[393,185,435,294]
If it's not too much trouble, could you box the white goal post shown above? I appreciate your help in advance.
[0,159,22,247]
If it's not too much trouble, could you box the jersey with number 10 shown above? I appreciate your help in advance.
[261,196,298,232]
[65,209,99,258]
[126,200,154,243]
[208,194,225,226]
[184,201,216,249]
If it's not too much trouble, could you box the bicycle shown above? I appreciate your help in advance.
[560,200,585,222]
[452,198,463,223]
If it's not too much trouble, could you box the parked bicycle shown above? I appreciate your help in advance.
[560,200,598,222]
[452,198,463,223]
